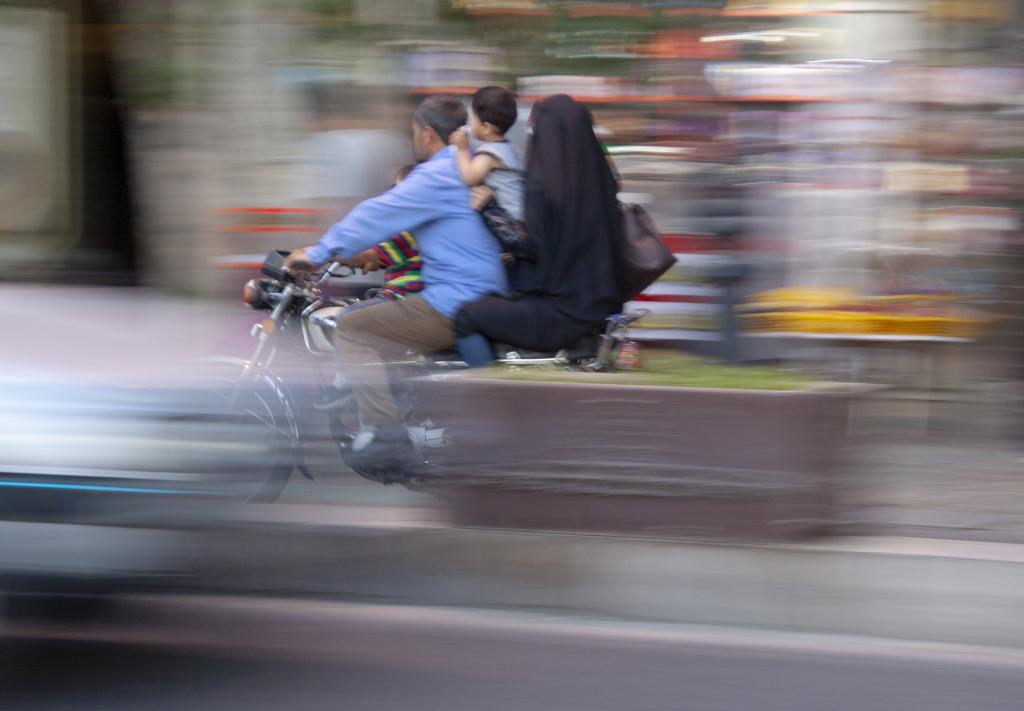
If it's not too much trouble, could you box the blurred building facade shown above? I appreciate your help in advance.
[1,0,137,283]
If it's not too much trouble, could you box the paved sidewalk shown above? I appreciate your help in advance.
[0,284,247,384]
[178,513,1024,649]
[841,441,1024,542]
[5,283,1024,651]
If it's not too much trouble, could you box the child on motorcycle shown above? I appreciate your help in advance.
[338,164,423,302]
[449,86,533,272]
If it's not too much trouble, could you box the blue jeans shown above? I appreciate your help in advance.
[456,333,494,368]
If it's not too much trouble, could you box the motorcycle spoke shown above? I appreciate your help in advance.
[202,381,294,444]
[231,400,293,442]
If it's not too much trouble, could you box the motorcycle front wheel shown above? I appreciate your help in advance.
[172,357,299,502]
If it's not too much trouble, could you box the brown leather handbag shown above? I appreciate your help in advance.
[617,203,675,301]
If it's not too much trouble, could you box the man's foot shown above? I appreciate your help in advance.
[342,424,418,484]
[350,427,377,452]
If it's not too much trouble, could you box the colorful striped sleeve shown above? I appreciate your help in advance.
[393,231,419,258]
[372,231,418,268]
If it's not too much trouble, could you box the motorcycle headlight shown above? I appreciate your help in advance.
[242,279,272,309]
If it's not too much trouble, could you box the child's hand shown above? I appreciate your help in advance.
[342,249,382,274]
[469,186,494,212]
[449,128,470,151]
[360,257,382,275]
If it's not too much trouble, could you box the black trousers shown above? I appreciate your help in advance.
[455,294,607,353]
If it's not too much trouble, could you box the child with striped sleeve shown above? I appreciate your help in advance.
[339,164,423,305]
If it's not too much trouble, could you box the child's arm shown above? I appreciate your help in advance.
[371,231,419,270]
[335,232,417,275]
[450,129,499,187]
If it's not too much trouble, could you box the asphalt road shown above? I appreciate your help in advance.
[4,596,1024,711]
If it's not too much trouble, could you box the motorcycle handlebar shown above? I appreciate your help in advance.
[316,261,356,285]
[281,258,355,286]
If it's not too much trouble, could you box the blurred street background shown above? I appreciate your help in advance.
[7,0,1024,419]
[4,0,1024,709]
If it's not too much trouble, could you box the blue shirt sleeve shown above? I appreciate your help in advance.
[306,167,447,265]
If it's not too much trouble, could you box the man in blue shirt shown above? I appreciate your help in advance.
[285,96,507,464]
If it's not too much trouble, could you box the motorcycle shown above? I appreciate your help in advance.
[202,249,647,501]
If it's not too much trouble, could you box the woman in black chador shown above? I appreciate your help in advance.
[455,94,624,362]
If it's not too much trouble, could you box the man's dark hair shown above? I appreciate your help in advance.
[413,95,467,144]
[472,86,517,135]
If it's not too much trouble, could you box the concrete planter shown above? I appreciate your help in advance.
[416,376,860,541]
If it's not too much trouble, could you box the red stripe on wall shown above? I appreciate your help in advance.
[661,234,727,253]
[632,294,719,304]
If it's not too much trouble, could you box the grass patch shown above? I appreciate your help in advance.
[492,350,808,391]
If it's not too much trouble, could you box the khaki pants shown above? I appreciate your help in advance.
[333,295,454,426]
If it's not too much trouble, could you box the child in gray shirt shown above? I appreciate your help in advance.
[449,86,532,273]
